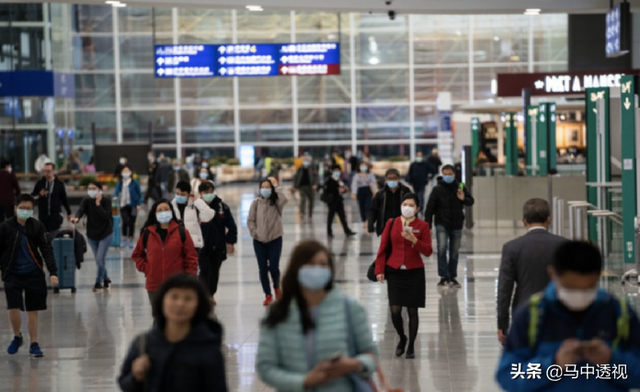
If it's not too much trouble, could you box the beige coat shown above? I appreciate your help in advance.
[247,188,288,243]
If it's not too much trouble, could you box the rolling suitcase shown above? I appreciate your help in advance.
[111,215,121,248]
[52,236,76,293]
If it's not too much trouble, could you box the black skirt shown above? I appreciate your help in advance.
[386,266,426,308]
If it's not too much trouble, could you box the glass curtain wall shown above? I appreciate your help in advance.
[50,4,568,160]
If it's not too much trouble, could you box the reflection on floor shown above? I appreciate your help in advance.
[0,185,524,392]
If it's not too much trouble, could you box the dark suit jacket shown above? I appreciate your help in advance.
[497,228,567,332]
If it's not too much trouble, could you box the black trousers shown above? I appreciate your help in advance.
[327,202,351,235]
[0,205,14,223]
[199,249,225,296]
[120,206,137,238]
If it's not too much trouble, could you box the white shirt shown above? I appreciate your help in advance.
[527,226,547,232]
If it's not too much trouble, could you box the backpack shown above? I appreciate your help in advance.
[527,292,630,350]
[142,225,186,249]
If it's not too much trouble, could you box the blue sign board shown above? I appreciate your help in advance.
[0,71,75,98]
[439,110,452,132]
[155,45,216,78]
[154,42,341,78]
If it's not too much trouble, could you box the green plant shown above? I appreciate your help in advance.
[389,155,410,162]
[228,158,240,166]
[79,175,97,186]
[283,157,294,166]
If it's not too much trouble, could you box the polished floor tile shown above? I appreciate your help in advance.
[0,184,525,392]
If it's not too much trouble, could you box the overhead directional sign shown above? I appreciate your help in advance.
[154,42,340,79]
[155,45,216,78]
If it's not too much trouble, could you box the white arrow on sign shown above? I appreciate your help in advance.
[157,58,165,65]
[281,56,288,63]
[534,80,544,89]
[281,66,289,75]
[219,57,227,64]
[218,46,226,54]
[220,68,227,75]
[624,97,631,110]
[157,69,165,76]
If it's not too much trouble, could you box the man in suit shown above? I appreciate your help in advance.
[496,198,567,345]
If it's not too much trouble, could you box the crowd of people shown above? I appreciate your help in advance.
[0,147,639,392]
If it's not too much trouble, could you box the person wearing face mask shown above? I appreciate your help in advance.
[114,155,128,179]
[350,162,377,230]
[292,157,317,222]
[167,159,190,198]
[0,160,21,223]
[197,182,237,304]
[406,152,437,216]
[257,240,379,392]
[71,181,114,292]
[190,167,213,200]
[496,241,640,391]
[374,193,432,359]
[248,177,288,306]
[424,164,474,288]
[113,166,142,249]
[132,199,199,314]
[171,181,215,252]
[31,162,72,237]
[496,199,567,345]
[368,168,412,236]
[0,194,59,358]
[323,165,356,238]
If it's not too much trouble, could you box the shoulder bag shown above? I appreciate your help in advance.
[366,218,395,282]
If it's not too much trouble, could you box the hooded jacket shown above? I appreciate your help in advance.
[0,217,58,280]
[118,319,228,392]
[131,221,199,292]
[170,198,215,249]
[367,183,412,236]
[247,187,288,243]
[496,282,640,392]
[424,178,474,230]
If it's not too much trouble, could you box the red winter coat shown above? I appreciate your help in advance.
[374,217,432,275]
[132,221,199,292]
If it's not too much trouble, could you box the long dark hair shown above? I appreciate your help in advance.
[141,198,178,234]
[259,179,278,206]
[153,274,212,330]
[263,240,335,333]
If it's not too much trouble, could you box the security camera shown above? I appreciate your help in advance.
[388,10,396,20]
[385,1,393,5]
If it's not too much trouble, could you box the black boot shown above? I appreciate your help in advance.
[406,343,415,359]
[395,335,407,357]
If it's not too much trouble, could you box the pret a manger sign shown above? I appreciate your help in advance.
[497,70,639,97]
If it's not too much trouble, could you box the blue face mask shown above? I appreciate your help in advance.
[303,161,310,167]
[298,266,332,291]
[443,175,455,184]
[156,211,173,224]
[203,193,216,203]
[17,209,33,221]
[122,173,131,179]
[175,195,188,205]
[332,171,341,179]
[261,189,272,199]
[199,172,209,180]
[202,162,209,168]
[386,180,398,189]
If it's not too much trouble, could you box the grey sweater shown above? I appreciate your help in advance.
[247,187,288,243]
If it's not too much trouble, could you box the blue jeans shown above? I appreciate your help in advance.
[88,234,113,284]
[253,237,283,296]
[436,225,462,279]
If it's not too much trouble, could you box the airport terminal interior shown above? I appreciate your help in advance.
[1,0,640,391]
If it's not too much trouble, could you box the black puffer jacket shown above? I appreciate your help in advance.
[368,184,412,236]
[119,319,227,392]
[0,217,58,280]
[424,178,474,230]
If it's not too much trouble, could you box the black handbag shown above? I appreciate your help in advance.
[320,191,334,204]
[367,218,395,282]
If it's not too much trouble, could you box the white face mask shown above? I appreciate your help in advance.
[557,285,598,311]
[119,158,126,165]
[401,206,416,219]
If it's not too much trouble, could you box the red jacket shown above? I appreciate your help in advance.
[375,217,432,275]
[132,221,199,292]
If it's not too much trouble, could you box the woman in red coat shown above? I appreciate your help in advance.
[132,198,199,313]
[375,193,432,359]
